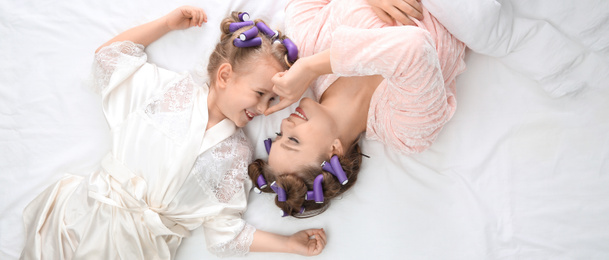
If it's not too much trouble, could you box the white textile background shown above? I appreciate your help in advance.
[1,0,608,259]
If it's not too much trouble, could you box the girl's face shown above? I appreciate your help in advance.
[267,97,341,175]
[218,57,283,127]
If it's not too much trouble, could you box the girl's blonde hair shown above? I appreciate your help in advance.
[207,12,294,86]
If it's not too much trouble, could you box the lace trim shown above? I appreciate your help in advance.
[192,130,252,204]
[90,41,146,93]
[208,223,256,257]
[144,77,195,140]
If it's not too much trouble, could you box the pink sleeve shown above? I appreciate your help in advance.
[330,25,456,154]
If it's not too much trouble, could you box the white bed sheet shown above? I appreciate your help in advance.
[1,0,608,259]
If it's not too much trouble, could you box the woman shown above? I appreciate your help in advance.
[249,0,466,217]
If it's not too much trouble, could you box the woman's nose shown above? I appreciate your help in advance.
[281,118,294,129]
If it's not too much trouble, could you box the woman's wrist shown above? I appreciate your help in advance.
[303,49,333,77]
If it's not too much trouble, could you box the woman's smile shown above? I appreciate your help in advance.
[290,107,308,121]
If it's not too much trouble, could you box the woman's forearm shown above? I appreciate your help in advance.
[303,49,333,76]
[95,16,171,53]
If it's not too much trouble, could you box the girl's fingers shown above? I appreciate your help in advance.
[189,16,197,28]
[183,8,193,18]
[314,229,326,246]
[319,229,327,245]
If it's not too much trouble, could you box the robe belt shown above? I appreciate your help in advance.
[88,153,188,238]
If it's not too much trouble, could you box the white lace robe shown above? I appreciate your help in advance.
[20,41,256,259]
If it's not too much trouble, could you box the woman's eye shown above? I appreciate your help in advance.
[275,132,282,137]
[288,137,299,144]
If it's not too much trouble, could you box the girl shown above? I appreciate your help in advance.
[249,0,467,217]
[20,6,325,259]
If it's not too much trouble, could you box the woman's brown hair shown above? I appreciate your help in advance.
[248,137,364,218]
[207,12,293,86]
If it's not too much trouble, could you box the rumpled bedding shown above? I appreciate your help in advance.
[1,0,608,259]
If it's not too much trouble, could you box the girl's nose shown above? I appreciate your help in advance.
[256,101,268,115]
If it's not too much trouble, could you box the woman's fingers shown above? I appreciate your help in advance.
[388,0,423,25]
[399,0,423,18]
[367,0,423,25]
[371,6,395,24]
[264,97,294,116]
[387,6,414,25]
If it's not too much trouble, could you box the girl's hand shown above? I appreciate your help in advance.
[287,228,327,256]
[165,6,208,30]
[367,0,423,26]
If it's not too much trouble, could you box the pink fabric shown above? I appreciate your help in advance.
[285,0,466,154]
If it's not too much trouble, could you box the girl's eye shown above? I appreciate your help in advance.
[288,137,299,144]
[256,91,264,96]
[269,97,276,102]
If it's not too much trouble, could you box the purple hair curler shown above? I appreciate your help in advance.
[238,12,250,22]
[229,21,254,33]
[270,181,287,202]
[330,155,348,185]
[281,38,298,63]
[233,37,262,48]
[255,22,278,39]
[257,175,268,189]
[264,138,272,155]
[321,161,333,173]
[321,155,348,185]
[239,26,259,41]
[282,206,305,217]
[312,174,324,203]
[305,190,314,201]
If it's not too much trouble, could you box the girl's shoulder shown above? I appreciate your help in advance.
[214,129,253,162]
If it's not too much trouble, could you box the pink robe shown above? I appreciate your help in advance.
[285,0,466,154]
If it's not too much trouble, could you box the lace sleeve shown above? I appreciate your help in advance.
[91,41,147,93]
[194,129,253,203]
[196,130,257,257]
[207,222,256,257]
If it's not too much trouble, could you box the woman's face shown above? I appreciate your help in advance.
[218,57,283,127]
[267,97,340,175]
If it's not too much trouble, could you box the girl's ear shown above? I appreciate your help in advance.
[329,139,344,158]
[216,63,233,89]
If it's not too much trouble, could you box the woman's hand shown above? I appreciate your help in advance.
[287,228,327,256]
[367,0,423,26]
[265,61,316,115]
[165,6,208,30]
[265,49,332,115]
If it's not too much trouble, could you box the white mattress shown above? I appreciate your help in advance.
[1,0,608,259]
